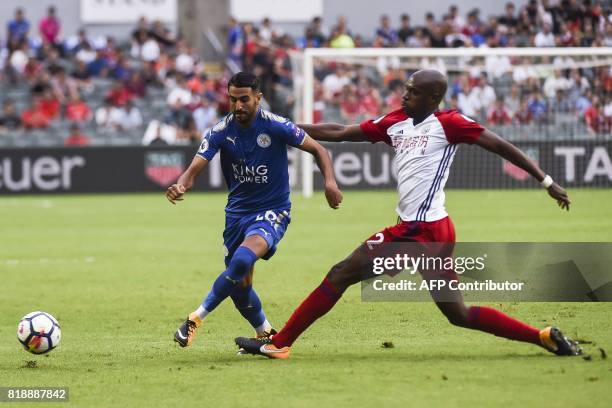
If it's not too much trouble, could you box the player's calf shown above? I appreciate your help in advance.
[434,300,471,328]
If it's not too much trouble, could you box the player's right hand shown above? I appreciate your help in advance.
[166,183,186,205]
[325,182,343,209]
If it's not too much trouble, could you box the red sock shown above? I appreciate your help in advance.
[272,278,342,348]
[468,306,541,345]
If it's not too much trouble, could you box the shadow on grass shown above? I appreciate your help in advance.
[167,349,562,366]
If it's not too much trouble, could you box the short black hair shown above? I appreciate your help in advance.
[228,72,261,92]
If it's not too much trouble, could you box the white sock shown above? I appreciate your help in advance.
[193,305,209,320]
[255,319,273,336]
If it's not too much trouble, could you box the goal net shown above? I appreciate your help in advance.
[289,47,612,195]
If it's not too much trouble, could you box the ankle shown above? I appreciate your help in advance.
[188,312,203,326]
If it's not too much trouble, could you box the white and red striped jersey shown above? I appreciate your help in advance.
[360,109,484,222]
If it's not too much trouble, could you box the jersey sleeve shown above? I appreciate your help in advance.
[278,120,306,147]
[359,113,397,145]
[438,110,485,144]
[195,129,222,161]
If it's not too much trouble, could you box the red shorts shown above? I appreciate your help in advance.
[365,216,457,280]
[367,216,456,244]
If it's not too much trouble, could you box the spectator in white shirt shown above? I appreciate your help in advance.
[9,42,28,75]
[166,76,192,107]
[471,74,496,117]
[118,100,143,130]
[322,67,351,101]
[142,119,177,145]
[193,97,218,133]
[534,23,556,47]
[513,57,537,84]
[95,99,121,131]
[543,69,572,99]
[457,83,480,118]
[131,31,160,62]
[259,17,281,45]
[485,53,512,80]
[175,44,195,76]
[75,42,96,64]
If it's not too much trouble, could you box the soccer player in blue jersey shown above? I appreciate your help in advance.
[168,72,342,347]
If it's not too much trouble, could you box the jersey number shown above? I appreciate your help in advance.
[256,210,278,224]
[255,210,289,231]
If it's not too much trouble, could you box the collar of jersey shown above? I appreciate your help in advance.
[234,109,262,133]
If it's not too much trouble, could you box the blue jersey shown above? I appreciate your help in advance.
[196,109,306,215]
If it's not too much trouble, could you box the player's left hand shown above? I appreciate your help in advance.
[547,182,570,211]
[325,182,343,209]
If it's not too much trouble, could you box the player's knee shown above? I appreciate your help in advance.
[327,260,345,280]
[237,269,253,288]
[327,260,357,288]
[227,247,258,281]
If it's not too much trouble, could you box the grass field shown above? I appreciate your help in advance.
[1,189,611,407]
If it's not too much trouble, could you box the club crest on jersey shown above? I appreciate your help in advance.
[257,133,271,148]
[198,138,209,153]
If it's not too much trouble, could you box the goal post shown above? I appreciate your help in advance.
[290,47,612,196]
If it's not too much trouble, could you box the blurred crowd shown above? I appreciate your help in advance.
[0,1,610,148]
[0,6,230,147]
[233,0,611,136]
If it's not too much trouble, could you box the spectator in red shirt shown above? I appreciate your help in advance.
[358,81,382,117]
[21,94,51,129]
[39,88,61,120]
[487,98,512,125]
[23,58,43,82]
[585,96,606,135]
[124,71,146,98]
[38,6,61,45]
[340,90,362,122]
[106,81,132,106]
[514,99,533,125]
[65,94,92,123]
[65,123,90,146]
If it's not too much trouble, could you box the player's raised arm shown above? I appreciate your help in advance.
[297,135,343,209]
[166,156,208,205]
[297,123,368,142]
[475,129,570,211]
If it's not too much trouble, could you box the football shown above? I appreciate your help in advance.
[17,311,61,355]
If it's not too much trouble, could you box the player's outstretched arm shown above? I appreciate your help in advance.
[298,135,343,209]
[166,156,209,205]
[297,123,368,143]
[475,129,570,211]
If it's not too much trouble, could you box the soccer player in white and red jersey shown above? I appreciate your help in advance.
[236,69,581,359]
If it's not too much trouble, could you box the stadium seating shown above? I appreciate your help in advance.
[0,3,610,148]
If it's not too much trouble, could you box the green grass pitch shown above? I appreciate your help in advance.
[1,190,611,407]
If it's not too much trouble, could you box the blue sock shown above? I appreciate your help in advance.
[202,247,258,313]
[230,285,266,329]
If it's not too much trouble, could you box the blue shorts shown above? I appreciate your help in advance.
[223,208,291,266]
